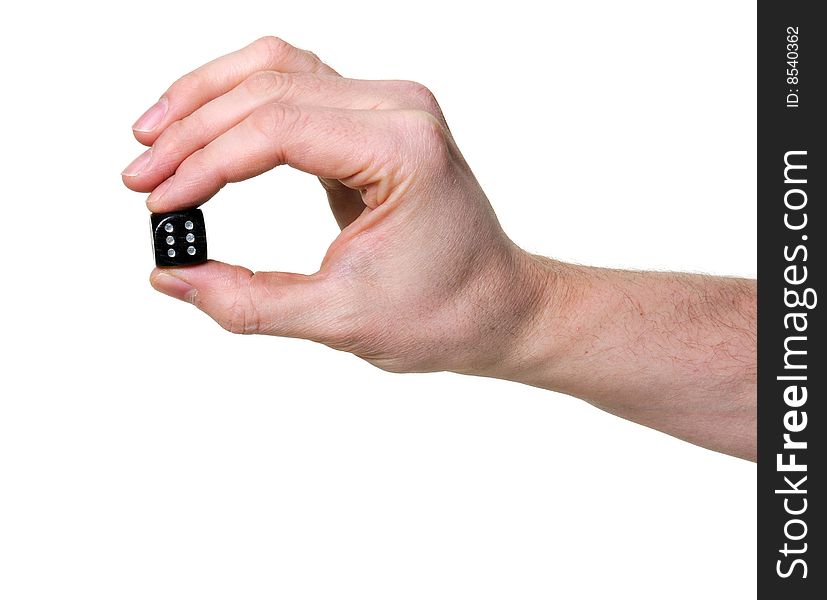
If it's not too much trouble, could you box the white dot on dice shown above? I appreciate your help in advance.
[186,233,195,243]
[164,223,174,233]
[187,246,196,255]
[185,221,194,230]
[168,249,176,257]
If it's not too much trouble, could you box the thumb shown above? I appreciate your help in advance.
[150,260,341,340]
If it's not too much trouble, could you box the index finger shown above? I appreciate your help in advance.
[132,36,338,145]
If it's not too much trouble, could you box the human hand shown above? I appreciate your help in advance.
[123,37,756,460]
[123,37,554,375]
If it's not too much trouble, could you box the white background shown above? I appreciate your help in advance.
[0,1,756,598]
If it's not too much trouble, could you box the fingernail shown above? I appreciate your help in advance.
[147,176,174,208]
[152,271,197,303]
[133,97,168,132]
[122,148,152,177]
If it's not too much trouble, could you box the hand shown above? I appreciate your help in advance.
[123,36,553,375]
[124,37,757,460]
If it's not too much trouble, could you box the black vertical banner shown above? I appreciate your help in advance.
[758,1,825,598]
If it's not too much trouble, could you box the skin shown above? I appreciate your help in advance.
[123,37,756,461]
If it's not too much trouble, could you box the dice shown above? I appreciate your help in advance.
[150,209,208,267]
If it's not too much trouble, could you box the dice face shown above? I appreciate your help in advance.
[150,209,208,267]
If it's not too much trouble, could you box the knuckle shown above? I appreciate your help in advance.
[242,70,288,97]
[219,273,261,335]
[169,72,203,100]
[180,146,206,173]
[155,116,197,155]
[304,50,322,63]
[402,109,449,158]
[254,35,295,64]
[177,146,222,189]
[219,310,255,335]
[164,118,187,143]
[248,102,299,140]
[399,80,440,113]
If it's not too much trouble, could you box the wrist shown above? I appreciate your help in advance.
[455,248,586,386]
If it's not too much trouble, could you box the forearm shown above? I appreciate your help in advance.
[475,253,757,461]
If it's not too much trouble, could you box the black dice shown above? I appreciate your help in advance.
[150,209,208,267]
